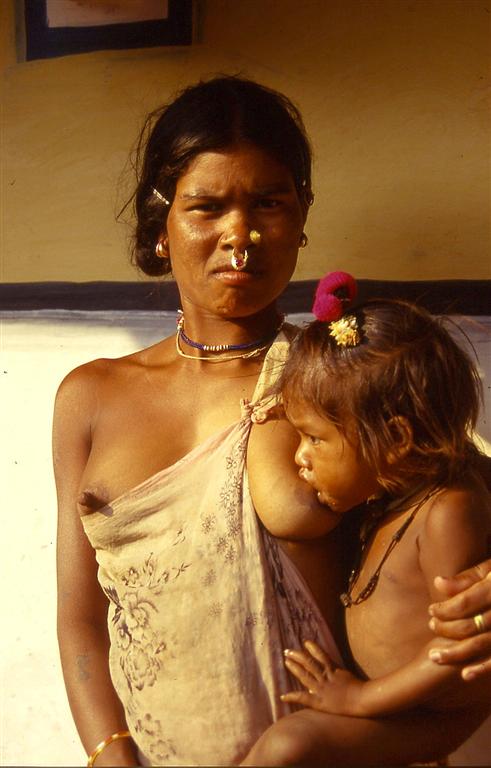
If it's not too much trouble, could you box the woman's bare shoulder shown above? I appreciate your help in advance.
[57,336,174,397]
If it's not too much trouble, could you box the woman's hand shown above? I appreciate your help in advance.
[280,641,364,716]
[428,558,491,680]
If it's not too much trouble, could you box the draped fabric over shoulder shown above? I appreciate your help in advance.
[82,328,342,766]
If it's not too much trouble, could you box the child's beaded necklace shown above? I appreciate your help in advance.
[340,485,440,608]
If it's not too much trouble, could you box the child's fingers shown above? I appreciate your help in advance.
[251,402,286,423]
[280,690,316,706]
[284,658,318,691]
[303,640,336,672]
[284,648,325,681]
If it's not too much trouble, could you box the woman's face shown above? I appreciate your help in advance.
[163,143,306,319]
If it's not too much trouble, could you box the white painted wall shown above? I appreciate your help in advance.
[1,311,490,766]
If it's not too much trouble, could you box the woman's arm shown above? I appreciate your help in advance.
[54,368,138,767]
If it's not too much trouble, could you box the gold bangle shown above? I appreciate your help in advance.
[87,730,131,768]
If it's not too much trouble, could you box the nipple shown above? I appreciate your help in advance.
[77,490,113,516]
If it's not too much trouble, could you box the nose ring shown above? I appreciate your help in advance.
[250,229,261,244]
[231,248,249,271]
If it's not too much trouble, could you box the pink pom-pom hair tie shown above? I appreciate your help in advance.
[312,271,357,322]
[312,271,361,348]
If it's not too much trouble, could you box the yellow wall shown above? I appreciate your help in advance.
[1,0,490,282]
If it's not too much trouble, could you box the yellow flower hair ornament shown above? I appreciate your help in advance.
[328,314,360,347]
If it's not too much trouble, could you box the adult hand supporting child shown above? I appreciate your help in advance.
[429,559,491,680]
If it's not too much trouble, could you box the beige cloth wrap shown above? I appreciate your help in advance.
[82,330,342,766]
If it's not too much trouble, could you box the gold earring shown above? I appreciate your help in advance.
[300,232,308,248]
[155,241,168,259]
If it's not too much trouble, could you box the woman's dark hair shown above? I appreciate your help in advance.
[279,300,482,493]
[130,75,313,276]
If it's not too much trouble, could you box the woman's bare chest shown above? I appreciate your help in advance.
[78,366,258,511]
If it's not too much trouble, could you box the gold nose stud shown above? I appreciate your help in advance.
[250,229,261,244]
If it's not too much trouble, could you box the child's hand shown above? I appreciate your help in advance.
[250,400,286,424]
[280,640,365,716]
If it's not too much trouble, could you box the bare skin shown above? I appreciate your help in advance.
[55,145,346,766]
[429,559,491,679]
[56,145,491,766]
[241,404,491,766]
[281,484,491,715]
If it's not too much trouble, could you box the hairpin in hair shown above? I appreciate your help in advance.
[152,187,170,206]
[328,315,360,347]
[312,271,357,322]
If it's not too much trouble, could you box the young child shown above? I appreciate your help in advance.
[242,272,491,766]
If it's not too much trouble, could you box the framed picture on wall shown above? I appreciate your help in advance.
[24,0,192,61]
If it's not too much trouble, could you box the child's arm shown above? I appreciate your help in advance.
[281,636,461,717]
[282,484,491,717]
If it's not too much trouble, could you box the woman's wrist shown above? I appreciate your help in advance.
[87,730,138,767]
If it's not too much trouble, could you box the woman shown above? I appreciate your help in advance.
[54,76,491,767]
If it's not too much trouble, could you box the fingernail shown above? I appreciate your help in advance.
[428,604,435,616]
[429,618,436,631]
[280,694,286,700]
[429,649,443,662]
[462,668,477,681]
[284,649,293,656]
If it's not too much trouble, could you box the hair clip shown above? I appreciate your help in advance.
[152,187,170,206]
[329,315,360,347]
[312,271,357,322]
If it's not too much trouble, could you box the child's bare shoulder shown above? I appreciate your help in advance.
[423,475,491,535]
[418,475,491,585]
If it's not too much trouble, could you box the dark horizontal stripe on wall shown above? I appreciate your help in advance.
[1,280,489,315]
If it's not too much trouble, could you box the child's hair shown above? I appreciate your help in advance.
[280,300,482,492]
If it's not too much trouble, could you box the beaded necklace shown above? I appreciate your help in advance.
[175,333,274,362]
[340,485,439,608]
[175,312,284,362]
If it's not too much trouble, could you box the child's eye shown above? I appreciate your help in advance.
[307,434,321,445]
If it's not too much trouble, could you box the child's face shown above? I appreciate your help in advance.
[286,399,381,514]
